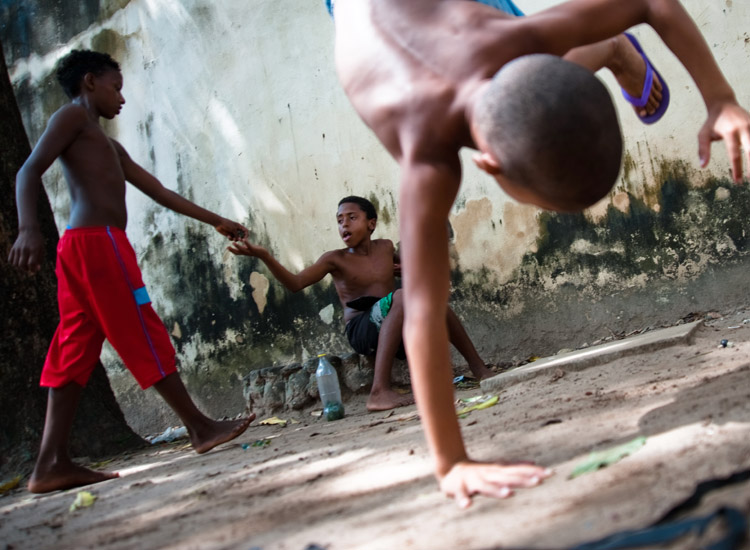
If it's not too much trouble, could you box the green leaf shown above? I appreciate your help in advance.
[570,436,647,479]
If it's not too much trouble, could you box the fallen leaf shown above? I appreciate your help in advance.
[259,416,288,427]
[569,436,647,478]
[0,476,21,494]
[69,491,97,512]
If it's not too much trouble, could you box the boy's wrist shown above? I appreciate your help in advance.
[435,452,470,479]
[704,90,737,111]
[18,224,41,233]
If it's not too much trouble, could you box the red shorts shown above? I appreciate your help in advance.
[42,226,177,389]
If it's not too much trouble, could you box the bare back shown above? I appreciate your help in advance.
[327,238,397,323]
[334,0,530,163]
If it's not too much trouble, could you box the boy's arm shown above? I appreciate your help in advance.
[112,140,247,239]
[527,0,750,181]
[8,106,87,272]
[399,156,550,507]
[228,238,337,292]
[393,242,402,278]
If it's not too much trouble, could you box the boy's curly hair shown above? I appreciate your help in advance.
[56,50,120,99]
[338,196,377,220]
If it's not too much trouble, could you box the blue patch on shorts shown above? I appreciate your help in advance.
[477,0,525,16]
[133,286,151,306]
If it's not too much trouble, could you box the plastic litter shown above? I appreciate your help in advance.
[147,426,188,444]
[316,354,344,421]
[456,394,499,416]
[453,375,480,389]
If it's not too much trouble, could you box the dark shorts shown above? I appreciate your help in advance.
[344,293,406,359]
[325,0,524,18]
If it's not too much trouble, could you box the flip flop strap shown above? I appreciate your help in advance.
[622,60,654,108]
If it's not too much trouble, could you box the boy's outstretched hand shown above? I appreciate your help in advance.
[439,460,552,509]
[699,100,750,183]
[8,229,45,273]
[227,237,266,258]
[215,219,250,241]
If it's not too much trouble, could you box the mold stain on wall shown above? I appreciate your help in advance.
[451,161,750,325]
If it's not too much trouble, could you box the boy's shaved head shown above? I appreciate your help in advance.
[56,50,120,99]
[338,196,377,220]
[475,54,623,211]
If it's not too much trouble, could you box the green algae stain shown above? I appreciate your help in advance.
[526,164,750,289]
[91,28,126,61]
[621,150,637,181]
[452,159,750,307]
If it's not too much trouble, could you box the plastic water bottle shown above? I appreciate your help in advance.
[316,354,344,421]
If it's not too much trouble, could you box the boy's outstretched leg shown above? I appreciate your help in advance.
[29,382,120,494]
[564,35,666,121]
[446,308,494,380]
[367,290,415,411]
[153,373,254,453]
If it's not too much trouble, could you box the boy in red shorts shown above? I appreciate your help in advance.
[8,50,254,493]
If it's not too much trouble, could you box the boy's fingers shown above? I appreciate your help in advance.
[698,126,712,169]
[454,484,471,509]
[741,130,750,181]
[725,132,743,182]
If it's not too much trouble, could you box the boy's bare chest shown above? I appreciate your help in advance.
[334,250,394,296]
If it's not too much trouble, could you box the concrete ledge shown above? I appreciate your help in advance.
[480,320,703,393]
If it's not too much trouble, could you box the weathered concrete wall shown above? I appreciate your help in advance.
[4,0,750,433]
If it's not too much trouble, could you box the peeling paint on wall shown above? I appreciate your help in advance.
[249,271,269,314]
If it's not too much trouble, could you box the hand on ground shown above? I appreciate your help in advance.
[439,460,552,509]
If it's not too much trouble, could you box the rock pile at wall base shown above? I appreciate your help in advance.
[242,353,411,415]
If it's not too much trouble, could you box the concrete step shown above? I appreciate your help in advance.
[480,320,703,393]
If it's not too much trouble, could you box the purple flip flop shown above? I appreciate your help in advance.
[621,32,670,124]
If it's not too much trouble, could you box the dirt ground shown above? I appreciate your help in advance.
[2,309,750,550]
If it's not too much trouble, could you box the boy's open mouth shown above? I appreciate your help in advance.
[342,231,351,240]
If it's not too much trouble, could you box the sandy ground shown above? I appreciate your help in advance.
[2,309,750,550]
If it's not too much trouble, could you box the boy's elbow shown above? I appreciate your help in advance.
[16,164,41,189]
[288,282,305,293]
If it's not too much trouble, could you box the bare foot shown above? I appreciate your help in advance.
[469,363,495,381]
[613,34,663,118]
[190,413,255,454]
[28,461,119,494]
[366,389,415,411]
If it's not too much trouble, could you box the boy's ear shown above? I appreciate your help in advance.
[82,72,97,91]
[368,218,377,233]
[472,151,502,176]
